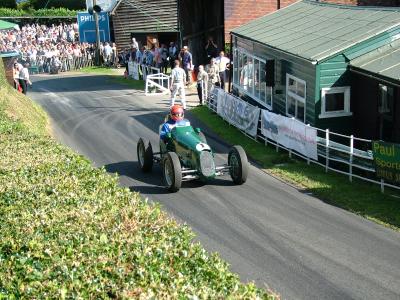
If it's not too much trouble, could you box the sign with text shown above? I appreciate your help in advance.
[261,110,318,160]
[216,92,260,137]
[373,141,400,184]
[77,12,110,43]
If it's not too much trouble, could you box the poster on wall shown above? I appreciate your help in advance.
[216,93,260,137]
[372,141,400,185]
[261,110,318,160]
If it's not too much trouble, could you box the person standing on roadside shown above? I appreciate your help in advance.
[215,51,230,90]
[13,62,21,91]
[205,36,218,62]
[18,63,32,95]
[168,41,177,71]
[196,65,208,106]
[170,60,187,109]
[206,58,220,87]
[180,46,192,85]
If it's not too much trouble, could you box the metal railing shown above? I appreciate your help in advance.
[27,55,95,74]
[205,87,400,193]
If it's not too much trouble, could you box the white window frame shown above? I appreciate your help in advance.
[319,86,352,119]
[232,47,273,110]
[286,74,306,122]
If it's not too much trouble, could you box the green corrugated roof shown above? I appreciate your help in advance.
[0,51,20,58]
[232,0,400,62]
[350,39,400,81]
[0,20,18,31]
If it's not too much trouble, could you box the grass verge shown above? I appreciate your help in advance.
[191,106,400,231]
[0,83,273,297]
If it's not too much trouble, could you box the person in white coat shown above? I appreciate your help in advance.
[169,60,187,109]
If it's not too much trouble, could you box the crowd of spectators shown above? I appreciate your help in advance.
[0,23,119,74]
[1,22,230,99]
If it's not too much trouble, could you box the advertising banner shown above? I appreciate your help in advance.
[77,12,110,43]
[127,61,134,75]
[216,93,260,137]
[132,62,139,80]
[372,141,400,184]
[261,110,318,160]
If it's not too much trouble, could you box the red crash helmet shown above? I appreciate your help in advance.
[170,105,184,121]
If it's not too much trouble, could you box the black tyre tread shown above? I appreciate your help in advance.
[137,138,153,172]
[228,145,249,185]
[163,152,182,192]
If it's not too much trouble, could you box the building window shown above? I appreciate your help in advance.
[378,84,393,115]
[319,86,352,118]
[286,74,306,122]
[233,47,272,109]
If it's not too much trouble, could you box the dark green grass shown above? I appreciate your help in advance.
[191,106,400,231]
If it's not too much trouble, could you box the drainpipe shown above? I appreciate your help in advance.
[277,0,280,10]
[177,0,183,48]
[228,34,233,93]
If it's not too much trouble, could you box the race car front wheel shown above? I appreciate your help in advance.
[163,152,182,192]
[137,138,153,172]
[228,145,249,185]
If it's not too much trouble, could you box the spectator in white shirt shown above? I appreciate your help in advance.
[215,51,230,90]
[18,63,32,95]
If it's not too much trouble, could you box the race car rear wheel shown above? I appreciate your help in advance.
[228,145,249,185]
[163,152,182,192]
[137,138,153,172]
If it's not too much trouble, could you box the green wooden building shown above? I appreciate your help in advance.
[231,0,400,142]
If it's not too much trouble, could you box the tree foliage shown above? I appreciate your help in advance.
[1,0,17,9]
[0,7,78,17]
[28,0,85,10]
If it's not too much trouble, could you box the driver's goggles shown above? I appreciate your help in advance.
[172,112,183,117]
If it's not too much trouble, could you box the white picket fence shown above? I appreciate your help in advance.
[205,86,400,193]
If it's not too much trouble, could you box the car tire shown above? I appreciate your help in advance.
[163,152,182,192]
[137,138,153,172]
[228,145,249,185]
[198,131,207,144]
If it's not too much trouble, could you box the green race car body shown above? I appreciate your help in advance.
[137,121,249,192]
[161,125,216,180]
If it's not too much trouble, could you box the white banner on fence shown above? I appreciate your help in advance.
[261,110,318,160]
[216,92,260,137]
[128,61,134,76]
[132,62,139,80]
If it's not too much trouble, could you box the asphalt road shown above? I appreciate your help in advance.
[29,73,400,300]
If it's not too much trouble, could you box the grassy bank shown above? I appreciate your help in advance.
[0,74,272,297]
[191,106,400,231]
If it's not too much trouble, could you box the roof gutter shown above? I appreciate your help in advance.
[349,65,400,88]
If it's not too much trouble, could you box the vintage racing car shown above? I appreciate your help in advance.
[137,122,249,192]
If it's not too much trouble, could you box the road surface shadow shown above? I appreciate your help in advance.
[104,160,236,195]
[32,74,131,92]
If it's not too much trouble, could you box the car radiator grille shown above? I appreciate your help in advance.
[200,151,215,177]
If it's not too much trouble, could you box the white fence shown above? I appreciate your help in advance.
[205,87,400,193]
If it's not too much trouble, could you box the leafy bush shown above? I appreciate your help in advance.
[0,7,78,17]
[29,0,85,10]
[0,62,274,298]
[0,0,17,9]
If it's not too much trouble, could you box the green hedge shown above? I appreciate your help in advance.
[0,7,78,17]
[0,64,273,298]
